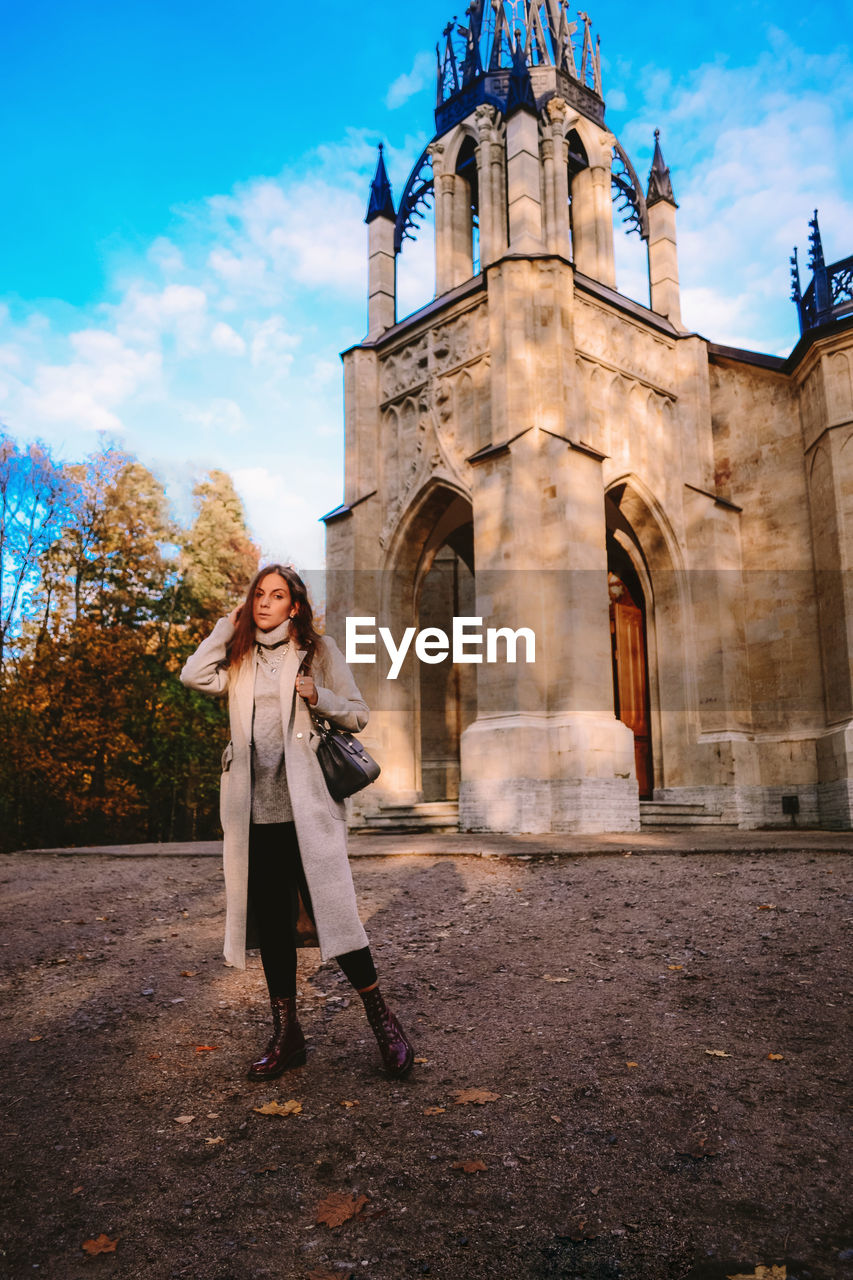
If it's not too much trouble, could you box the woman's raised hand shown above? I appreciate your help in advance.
[227,605,242,627]
[296,674,318,706]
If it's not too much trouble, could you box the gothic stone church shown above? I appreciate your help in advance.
[322,1,853,833]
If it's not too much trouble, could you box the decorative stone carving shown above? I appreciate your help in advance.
[474,103,501,145]
[575,298,676,396]
[380,334,429,401]
[379,369,473,549]
[380,304,488,404]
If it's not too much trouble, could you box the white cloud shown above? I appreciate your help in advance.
[22,330,162,434]
[248,317,300,372]
[386,51,435,110]
[185,397,248,435]
[115,282,208,352]
[147,237,186,275]
[616,35,853,350]
[211,321,246,356]
[232,465,326,567]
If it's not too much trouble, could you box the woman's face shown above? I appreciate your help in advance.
[252,573,294,632]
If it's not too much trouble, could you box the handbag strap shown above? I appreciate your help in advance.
[298,641,327,733]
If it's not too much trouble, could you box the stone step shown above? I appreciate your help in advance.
[376,802,459,816]
[641,814,738,827]
[641,802,710,814]
[359,801,460,833]
[640,799,739,829]
[637,798,737,829]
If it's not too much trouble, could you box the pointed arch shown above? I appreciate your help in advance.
[380,478,475,802]
[605,474,693,791]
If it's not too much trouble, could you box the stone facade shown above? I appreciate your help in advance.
[324,3,853,832]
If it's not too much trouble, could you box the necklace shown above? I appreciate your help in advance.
[257,641,288,674]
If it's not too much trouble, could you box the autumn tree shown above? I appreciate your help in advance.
[0,442,259,850]
[0,432,66,669]
[181,469,259,626]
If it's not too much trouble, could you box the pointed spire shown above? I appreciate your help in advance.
[808,209,830,318]
[365,143,396,224]
[808,209,825,273]
[646,129,677,207]
[789,246,802,304]
[505,32,536,116]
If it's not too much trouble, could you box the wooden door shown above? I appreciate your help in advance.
[610,577,653,798]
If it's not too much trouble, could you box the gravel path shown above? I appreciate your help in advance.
[0,846,850,1280]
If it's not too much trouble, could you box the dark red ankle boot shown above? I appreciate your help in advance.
[247,995,306,1080]
[360,987,414,1078]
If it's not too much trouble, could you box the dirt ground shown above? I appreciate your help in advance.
[0,845,850,1280]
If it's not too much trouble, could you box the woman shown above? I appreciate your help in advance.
[180,564,413,1081]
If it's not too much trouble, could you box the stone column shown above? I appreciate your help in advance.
[506,109,544,253]
[801,341,853,826]
[367,215,395,339]
[430,142,455,297]
[460,256,639,833]
[572,152,616,286]
[647,199,682,326]
[543,97,572,259]
[474,104,498,269]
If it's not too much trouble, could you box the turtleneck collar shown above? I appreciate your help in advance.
[255,619,292,649]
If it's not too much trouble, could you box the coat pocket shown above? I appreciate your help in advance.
[221,741,234,773]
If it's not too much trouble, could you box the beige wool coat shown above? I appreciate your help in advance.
[180,618,370,968]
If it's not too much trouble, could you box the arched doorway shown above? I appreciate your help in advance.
[607,533,653,798]
[416,505,476,800]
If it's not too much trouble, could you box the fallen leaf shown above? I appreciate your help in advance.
[71,1185,84,1195]
[147,1052,162,1061]
[315,1191,369,1228]
[414,1056,429,1064]
[339,1099,359,1108]
[423,1106,446,1115]
[255,1164,278,1174]
[206,1112,220,1119]
[542,974,571,982]
[757,904,777,910]
[253,1099,302,1116]
[452,1088,500,1105]
[28,1035,43,1043]
[705,1050,731,1058]
[550,1115,562,1123]
[180,970,198,977]
[767,1053,785,1061]
[174,1115,195,1125]
[82,1235,119,1255]
[558,1218,601,1242]
[626,1061,639,1068]
[452,1159,487,1173]
[195,1045,218,1053]
[668,965,683,971]
[726,1267,786,1280]
[205,1136,225,1145]
[678,1134,722,1159]
[623,851,633,857]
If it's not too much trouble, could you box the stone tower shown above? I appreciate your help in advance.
[324,1,853,833]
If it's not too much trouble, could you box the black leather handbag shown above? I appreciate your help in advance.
[300,646,381,801]
[311,715,381,801]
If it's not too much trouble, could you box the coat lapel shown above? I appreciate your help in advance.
[278,644,306,724]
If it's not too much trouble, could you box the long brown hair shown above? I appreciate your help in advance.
[229,564,322,667]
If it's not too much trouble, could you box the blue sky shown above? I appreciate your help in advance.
[1,0,851,567]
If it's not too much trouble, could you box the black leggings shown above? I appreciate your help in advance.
[247,822,377,1000]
